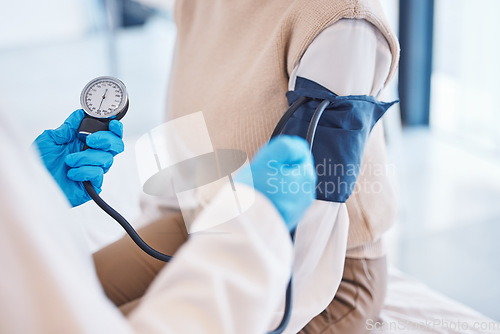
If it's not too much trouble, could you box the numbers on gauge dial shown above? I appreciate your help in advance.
[84,80,123,117]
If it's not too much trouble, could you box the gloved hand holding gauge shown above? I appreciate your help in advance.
[34,76,176,263]
[34,76,127,207]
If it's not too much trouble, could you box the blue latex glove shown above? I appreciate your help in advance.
[236,136,317,231]
[33,109,124,207]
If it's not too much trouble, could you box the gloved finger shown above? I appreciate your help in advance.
[67,166,104,189]
[85,130,124,155]
[282,155,316,178]
[49,109,86,145]
[108,120,123,138]
[255,136,311,165]
[65,149,114,171]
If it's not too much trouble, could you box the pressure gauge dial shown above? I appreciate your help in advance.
[80,76,128,119]
[78,76,129,140]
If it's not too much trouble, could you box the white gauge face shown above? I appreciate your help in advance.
[81,77,127,118]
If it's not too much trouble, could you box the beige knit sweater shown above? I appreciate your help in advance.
[167,0,400,258]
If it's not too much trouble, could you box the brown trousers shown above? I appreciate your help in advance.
[93,213,387,333]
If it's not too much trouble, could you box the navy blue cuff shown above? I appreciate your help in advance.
[276,77,397,202]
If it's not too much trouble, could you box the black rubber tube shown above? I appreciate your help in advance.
[271,96,310,139]
[305,99,330,148]
[267,229,295,334]
[83,181,172,262]
[267,277,294,334]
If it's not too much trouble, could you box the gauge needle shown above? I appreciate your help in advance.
[98,89,108,111]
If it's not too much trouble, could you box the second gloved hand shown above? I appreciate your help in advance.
[33,109,124,207]
[236,136,317,232]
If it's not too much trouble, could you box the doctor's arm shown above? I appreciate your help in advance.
[1,129,314,334]
[128,136,315,334]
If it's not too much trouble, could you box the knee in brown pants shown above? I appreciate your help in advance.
[299,257,387,334]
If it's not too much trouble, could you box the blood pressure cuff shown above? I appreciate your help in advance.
[271,77,397,203]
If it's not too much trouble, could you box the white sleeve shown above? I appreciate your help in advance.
[0,122,133,334]
[129,185,293,334]
[0,117,292,334]
[283,19,392,333]
[289,19,392,97]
